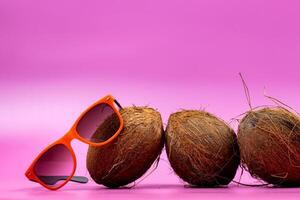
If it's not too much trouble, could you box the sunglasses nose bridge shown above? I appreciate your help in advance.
[62,130,76,144]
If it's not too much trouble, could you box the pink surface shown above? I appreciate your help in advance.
[1,0,300,199]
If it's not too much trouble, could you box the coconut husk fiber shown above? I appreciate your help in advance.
[165,110,240,187]
[238,107,300,186]
[86,106,164,188]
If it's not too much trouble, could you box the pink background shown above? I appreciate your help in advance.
[1,0,300,199]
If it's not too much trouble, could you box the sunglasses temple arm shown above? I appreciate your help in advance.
[69,176,89,184]
[114,99,123,109]
[71,176,89,183]
[30,176,88,185]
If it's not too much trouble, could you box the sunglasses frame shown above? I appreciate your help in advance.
[25,94,124,190]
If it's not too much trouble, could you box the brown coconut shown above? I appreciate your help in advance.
[238,107,300,186]
[86,106,164,188]
[165,110,240,187]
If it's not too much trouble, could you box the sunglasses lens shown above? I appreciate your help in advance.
[76,103,120,143]
[34,144,74,188]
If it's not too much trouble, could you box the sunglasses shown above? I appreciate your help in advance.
[25,95,124,190]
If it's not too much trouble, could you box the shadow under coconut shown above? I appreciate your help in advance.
[271,184,300,188]
[63,183,185,191]
[58,183,234,192]
[184,184,230,189]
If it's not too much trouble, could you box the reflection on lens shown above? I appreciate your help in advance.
[76,103,120,143]
[34,144,73,187]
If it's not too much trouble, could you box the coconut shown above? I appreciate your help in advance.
[165,110,240,187]
[86,106,164,188]
[238,107,300,186]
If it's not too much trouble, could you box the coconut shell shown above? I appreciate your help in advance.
[238,107,300,186]
[86,106,164,188]
[165,110,240,187]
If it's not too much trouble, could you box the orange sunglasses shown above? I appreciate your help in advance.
[25,94,124,190]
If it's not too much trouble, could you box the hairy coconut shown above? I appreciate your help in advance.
[86,106,164,188]
[165,110,240,187]
[238,107,300,186]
